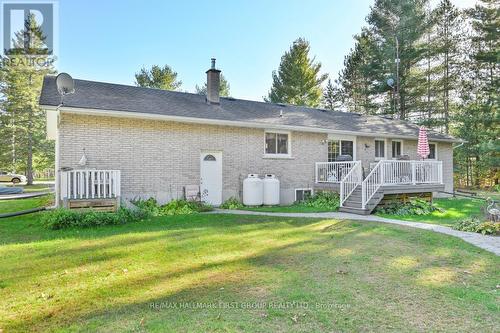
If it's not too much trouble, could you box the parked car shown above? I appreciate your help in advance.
[0,171,27,184]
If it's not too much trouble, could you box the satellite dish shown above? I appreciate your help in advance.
[56,73,75,96]
[387,78,395,88]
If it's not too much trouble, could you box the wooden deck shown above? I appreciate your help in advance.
[315,182,445,215]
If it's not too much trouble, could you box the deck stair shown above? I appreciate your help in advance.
[339,186,383,215]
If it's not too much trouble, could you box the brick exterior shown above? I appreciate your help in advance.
[58,113,327,204]
[58,113,454,204]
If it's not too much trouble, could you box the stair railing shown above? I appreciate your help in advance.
[361,160,384,210]
[339,161,362,207]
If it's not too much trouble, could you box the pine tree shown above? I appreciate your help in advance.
[322,79,343,111]
[195,73,230,97]
[266,38,327,107]
[135,64,182,90]
[433,0,462,134]
[0,13,55,184]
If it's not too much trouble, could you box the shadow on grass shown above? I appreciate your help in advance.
[3,217,499,332]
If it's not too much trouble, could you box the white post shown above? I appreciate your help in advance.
[361,182,366,210]
[380,161,385,185]
[315,162,319,183]
[411,161,416,185]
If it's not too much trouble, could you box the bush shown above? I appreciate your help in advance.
[376,199,441,216]
[220,197,244,210]
[302,191,340,211]
[131,197,161,216]
[131,198,213,216]
[41,207,146,230]
[453,217,482,232]
[454,217,500,235]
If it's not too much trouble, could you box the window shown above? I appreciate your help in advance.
[203,154,216,161]
[428,143,437,159]
[295,188,312,202]
[265,132,289,156]
[392,140,402,158]
[328,140,354,161]
[374,139,385,159]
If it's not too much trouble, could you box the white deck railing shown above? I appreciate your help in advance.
[362,160,443,209]
[60,170,121,200]
[315,161,359,183]
[339,162,362,207]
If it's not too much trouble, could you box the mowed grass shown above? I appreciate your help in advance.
[0,200,499,332]
[377,197,486,227]
[240,204,334,213]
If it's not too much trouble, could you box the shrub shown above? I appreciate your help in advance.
[131,197,161,216]
[302,191,340,211]
[453,217,482,232]
[376,199,441,216]
[475,222,500,235]
[41,207,144,230]
[454,218,500,235]
[220,197,244,210]
[160,199,212,215]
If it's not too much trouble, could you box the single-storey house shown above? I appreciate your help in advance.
[39,59,461,214]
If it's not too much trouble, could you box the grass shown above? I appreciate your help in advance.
[0,194,53,214]
[239,204,335,213]
[4,183,53,193]
[1,198,499,332]
[376,197,486,227]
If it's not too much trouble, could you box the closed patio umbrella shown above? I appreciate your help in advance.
[417,126,430,159]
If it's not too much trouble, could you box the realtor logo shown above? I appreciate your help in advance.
[1,1,57,57]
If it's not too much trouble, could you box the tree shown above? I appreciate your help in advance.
[322,79,342,111]
[195,73,230,97]
[0,13,55,184]
[432,0,462,133]
[454,0,499,187]
[266,38,327,107]
[134,64,182,90]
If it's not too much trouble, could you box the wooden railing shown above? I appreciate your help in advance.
[339,162,362,207]
[362,160,443,209]
[315,161,359,183]
[60,170,121,200]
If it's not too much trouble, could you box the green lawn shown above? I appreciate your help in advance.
[377,197,485,227]
[0,198,498,332]
[0,194,53,214]
[4,183,53,193]
[239,204,335,213]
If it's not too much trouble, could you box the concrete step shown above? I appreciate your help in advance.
[339,206,371,215]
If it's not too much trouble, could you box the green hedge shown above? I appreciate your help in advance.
[41,207,147,230]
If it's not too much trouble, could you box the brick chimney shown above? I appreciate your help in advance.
[206,58,221,104]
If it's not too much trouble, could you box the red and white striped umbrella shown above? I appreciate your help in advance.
[417,126,430,159]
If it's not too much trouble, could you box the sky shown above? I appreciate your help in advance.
[55,0,477,101]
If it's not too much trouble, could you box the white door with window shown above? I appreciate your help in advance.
[200,152,222,206]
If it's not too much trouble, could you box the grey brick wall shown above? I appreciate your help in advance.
[58,113,454,204]
[58,113,327,204]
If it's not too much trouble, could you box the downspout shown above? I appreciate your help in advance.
[54,103,62,208]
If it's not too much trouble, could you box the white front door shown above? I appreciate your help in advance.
[200,152,222,206]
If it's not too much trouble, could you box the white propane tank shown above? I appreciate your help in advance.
[243,174,263,206]
[263,174,280,205]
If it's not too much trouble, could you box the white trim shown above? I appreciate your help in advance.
[295,188,313,202]
[327,135,357,160]
[264,130,291,158]
[428,142,438,160]
[374,138,387,160]
[40,105,462,143]
[391,139,403,159]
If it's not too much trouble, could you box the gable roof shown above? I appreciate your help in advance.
[39,75,460,142]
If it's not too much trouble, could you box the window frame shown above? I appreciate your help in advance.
[264,130,292,158]
[428,142,438,160]
[327,134,357,161]
[374,138,386,160]
[391,140,403,159]
[295,188,313,202]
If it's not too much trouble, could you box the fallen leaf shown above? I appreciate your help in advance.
[216,313,221,320]
[123,269,128,273]
[336,270,348,275]
[140,317,145,326]
[291,314,298,323]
